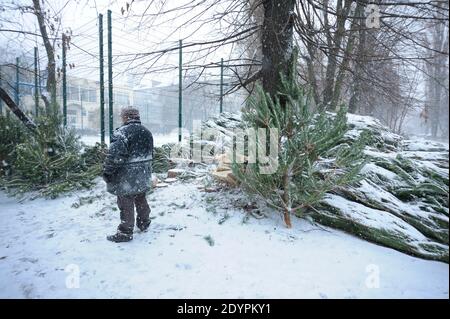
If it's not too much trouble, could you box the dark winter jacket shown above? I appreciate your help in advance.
[103,119,154,196]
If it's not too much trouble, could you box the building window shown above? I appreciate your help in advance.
[80,88,97,103]
[68,86,79,101]
[88,89,97,102]
[81,89,89,101]
[67,109,78,127]
[115,92,130,106]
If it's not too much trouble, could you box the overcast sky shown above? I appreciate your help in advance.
[0,0,233,87]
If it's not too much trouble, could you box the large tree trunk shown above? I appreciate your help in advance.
[321,0,353,110]
[348,1,367,114]
[32,0,57,115]
[261,0,296,99]
[304,44,320,106]
[260,0,296,228]
[430,25,447,138]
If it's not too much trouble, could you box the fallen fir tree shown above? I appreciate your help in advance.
[194,102,448,263]
[0,89,106,198]
[311,119,449,262]
[0,88,176,197]
[0,113,106,198]
[232,77,369,228]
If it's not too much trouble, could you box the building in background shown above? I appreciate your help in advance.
[133,81,243,134]
[1,62,244,135]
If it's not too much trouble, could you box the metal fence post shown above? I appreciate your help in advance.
[220,58,224,113]
[107,9,113,142]
[0,65,3,115]
[99,13,105,145]
[178,39,182,142]
[62,35,67,126]
[34,47,39,117]
[15,57,20,107]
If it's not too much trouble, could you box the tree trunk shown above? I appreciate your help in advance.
[282,166,293,228]
[32,0,57,115]
[321,0,353,110]
[261,0,296,99]
[348,1,367,113]
[260,0,296,226]
[304,45,320,106]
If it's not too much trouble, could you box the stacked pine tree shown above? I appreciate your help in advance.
[0,114,105,198]
[199,111,448,262]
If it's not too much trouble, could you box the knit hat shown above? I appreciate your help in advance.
[120,106,140,122]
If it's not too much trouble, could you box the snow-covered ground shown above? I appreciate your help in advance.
[0,178,448,299]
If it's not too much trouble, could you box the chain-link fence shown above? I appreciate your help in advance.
[0,11,245,146]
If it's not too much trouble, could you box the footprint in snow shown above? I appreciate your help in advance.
[21,284,34,298]
[19,257,39,264]
[175,263,192,270]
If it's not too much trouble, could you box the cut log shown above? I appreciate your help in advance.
[151,175,160,188]
[167,168,186,178]
[210,169,238,186]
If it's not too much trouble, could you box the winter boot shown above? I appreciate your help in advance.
[137,219,151,232]
[107,231,133,243]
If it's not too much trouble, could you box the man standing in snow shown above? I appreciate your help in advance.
[102,106,154,242]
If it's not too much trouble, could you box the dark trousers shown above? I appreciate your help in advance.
[117,193,151,234]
